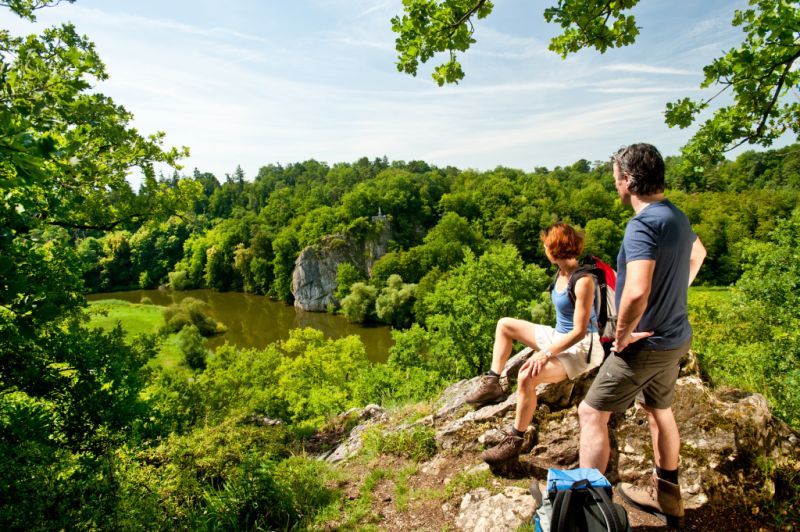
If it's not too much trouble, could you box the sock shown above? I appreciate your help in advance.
[656,466,679,484]
[511,427,525,438]
[486,369,500,377]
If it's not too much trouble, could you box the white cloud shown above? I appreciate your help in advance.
[604,64,694,76]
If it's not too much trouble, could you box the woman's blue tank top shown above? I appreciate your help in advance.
[552,278,598,334]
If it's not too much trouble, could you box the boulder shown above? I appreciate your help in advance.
[455,487,536,531]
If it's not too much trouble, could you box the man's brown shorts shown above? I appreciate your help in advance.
[583,338,692,413]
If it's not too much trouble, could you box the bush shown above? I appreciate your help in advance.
[168,269,192,290]
[340,282,378,323]
[692,209,800,429]
[140,296,153,305]
[351,361,444,407]
[273,329,370,429]
[375,274,417,328]
[161,297,227,336]
[177,325,209,371]
[335,262,364,301]
[201,456,339,531]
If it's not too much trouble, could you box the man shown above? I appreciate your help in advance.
[577,143,706,528]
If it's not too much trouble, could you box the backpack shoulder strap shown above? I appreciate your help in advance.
[549,488,573,532]
[586,485,624,532]
[568,264,607,331]
[567,265,596,304]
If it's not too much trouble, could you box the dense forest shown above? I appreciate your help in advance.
[3,0,800,529]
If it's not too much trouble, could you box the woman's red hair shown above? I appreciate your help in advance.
[540,222,584,259]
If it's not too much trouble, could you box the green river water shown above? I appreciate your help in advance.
[87,289,393,363]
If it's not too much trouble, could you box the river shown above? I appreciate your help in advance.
[86,289,393,363]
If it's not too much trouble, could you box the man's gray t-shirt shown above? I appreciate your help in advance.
[616,199,695,350]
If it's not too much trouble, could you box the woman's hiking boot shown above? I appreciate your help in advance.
[481,432,523,464]
[465,374,506,405]
[617,474,684,529]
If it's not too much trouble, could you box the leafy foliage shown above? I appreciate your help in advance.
[161,297,227,336]
[391,245,547,379]
[692,209,800,428]
[176,324,209,371]
[665,1,800,168]
[341,282,379,323]
[375,274,417,328]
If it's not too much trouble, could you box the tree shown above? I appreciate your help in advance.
[393,245,547,378]
[1,2,194,525]
[391,0,799,167]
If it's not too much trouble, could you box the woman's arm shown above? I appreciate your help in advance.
[546,275,595,356]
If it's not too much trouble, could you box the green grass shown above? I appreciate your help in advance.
[87,299,183,371]
[688,285,732,307]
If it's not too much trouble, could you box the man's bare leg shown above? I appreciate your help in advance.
[578,400,613,472]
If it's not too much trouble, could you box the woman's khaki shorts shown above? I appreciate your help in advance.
[533,324,604,380]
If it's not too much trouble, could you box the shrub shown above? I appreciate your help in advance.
[274,329,369,428]
[375,274,417,328]
[161,297,227,336]
[177,325,209,371]
[340,282,378,323]
[335,262,364,301]
[168,269,191,290]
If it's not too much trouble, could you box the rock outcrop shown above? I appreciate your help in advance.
[292,218,391,311]
[314,348,799,531]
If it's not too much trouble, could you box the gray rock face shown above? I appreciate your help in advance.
[292,219,391,311]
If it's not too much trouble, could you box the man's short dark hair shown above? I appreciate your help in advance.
[611,143,665,196]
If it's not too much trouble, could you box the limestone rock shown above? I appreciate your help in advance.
[292,219,390,311]
[455,487,535,532]
[322,404,387,463]
[616,376,799,508]
[430,369,799,514]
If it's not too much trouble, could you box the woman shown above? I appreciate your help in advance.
[465,222,604,464]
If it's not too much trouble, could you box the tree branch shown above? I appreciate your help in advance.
[44,212,149,231]
[448,0,487,31]
[754,48,800,138]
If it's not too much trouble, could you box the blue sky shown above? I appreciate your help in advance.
[7,0,782,183]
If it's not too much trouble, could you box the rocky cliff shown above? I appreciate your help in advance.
[313,349,799,531]
[292,218,391,311]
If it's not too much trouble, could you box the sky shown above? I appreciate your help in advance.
[6,0,787,184]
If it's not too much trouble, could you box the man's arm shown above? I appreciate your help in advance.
[614,258,655,353]
[688,237,706,286]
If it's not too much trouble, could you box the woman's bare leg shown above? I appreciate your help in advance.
[490,317,542,374]
[514,357,568,431]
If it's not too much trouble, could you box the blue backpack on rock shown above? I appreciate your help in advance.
[532,468,631,532]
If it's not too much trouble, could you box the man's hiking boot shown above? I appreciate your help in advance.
[481,432,523,464]
[465,374,506,405]
[617,474,684,529]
